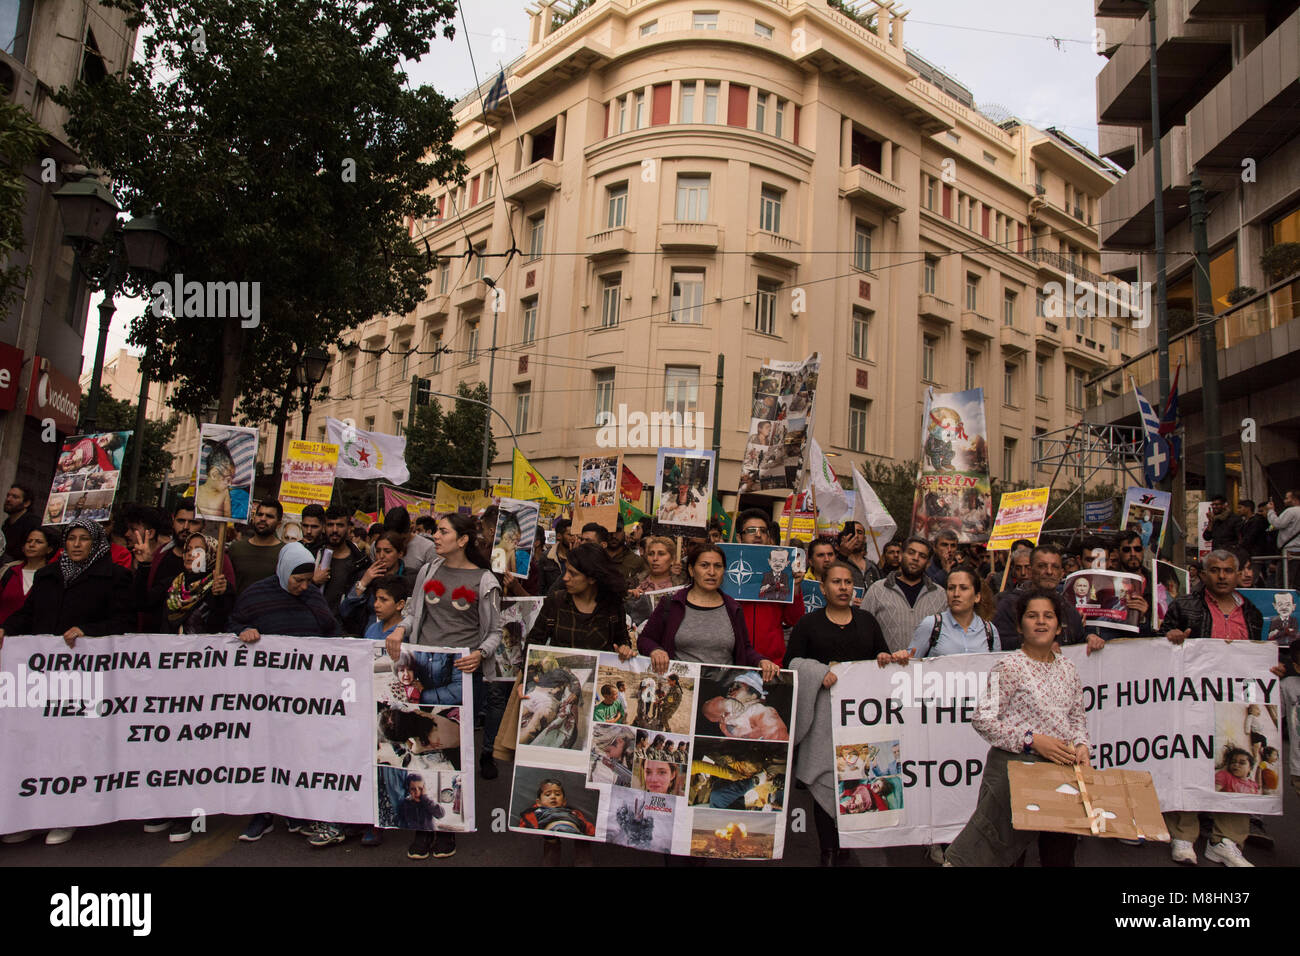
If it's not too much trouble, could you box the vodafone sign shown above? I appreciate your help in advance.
[26,356,81,433]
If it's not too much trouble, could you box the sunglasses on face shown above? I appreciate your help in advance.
[1120,546,1142,553]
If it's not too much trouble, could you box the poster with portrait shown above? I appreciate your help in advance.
[573,453,621,532]
[1152,559,1190,631]
[195,423,258,522]
[511,647,799,858]
[491,497,540,577]
[1196,501,1213,560]
[738,353,820,493]
[717,543,799,604]
[493,596,544,683]
[1240,588,1300,645]
[278,440,339,518]
[652,448,715,536]
[1063,569,1146,633]
[372,643,475,833]
[909,387,991,544]
[1120,487,1172,554]
[1213,701,1282,796]
[42,431,131,525]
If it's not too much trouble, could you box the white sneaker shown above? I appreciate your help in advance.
[1,830,35,844]
[44,828,76,845]
[1170,839,1197,864]
[1205,839,1252,867]
[142,819,170,833]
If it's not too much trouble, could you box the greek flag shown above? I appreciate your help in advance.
[483,70,508,113]
[1130,375,1161,441]
[1131,376,1170,485]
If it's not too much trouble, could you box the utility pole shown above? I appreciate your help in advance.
[479,290,499,491]
[1188,172,1225,498]
[711,353,724,461]
[1146,0,1171,432]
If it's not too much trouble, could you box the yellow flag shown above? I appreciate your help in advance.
[513,448,562,502]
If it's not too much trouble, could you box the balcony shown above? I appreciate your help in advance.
[747,231,803,268]
[1187,0,1274,18]
[918,293,957,325]
[416,293,450,321]
[1098,124,1139,171]
[960,310,994,340]
[1035,316,1062,347]
[1000,323,1032,355]
[839,165,905,215]
[1025,248,1108,288]
[503,159,561,202]
[451,278,490,310]
[1098,125,1191,250]
[586,226,633,259]
[1063,332,1109,367]
[1095,0,1148,15]
[659,221,720,251]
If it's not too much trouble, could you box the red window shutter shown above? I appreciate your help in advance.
[858,280,870,299]
[942,185,952,218]
[437,195,445,219]
[856,369,868,389]
[1017,223,1024,254]
[727,84,749,127]
[793,105,801,145]
[603,102,610,137]
[982,207,990,237]
[470,176,480,206]
[651,84,670,125]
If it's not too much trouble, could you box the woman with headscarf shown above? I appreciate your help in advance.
[164,532,233,634]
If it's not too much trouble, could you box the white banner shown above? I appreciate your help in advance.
[830,639,1283,848]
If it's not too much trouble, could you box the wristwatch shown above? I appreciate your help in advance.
[1023,731,1034,753]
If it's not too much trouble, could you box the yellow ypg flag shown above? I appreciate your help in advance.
[512,448,562,502]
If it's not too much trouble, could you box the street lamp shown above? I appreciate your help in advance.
[294,347,330,441]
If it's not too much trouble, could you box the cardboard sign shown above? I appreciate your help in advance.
[574,453,622,532]
[1008,761,1169,842]
[987,487,1049,551]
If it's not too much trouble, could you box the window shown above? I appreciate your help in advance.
[343,357,355,393]
[774,99,785,138]
[437,256,449,293]
[965,273,979,311]
[634,91,646,129]
[528,214,545,260]
[923,257,937,294]
[397,337,411,379]
[853,221,872,272]
[1035,357,1046,397]
[1003,362,1015,406]
[693,12,718,30]
[1111,323,1120,349]
[393,411,404,436]
[848,397,869,453]
[616,96,627,134]
[851,308,871,360]
[758,186,783,233]
[600,274,621,328]
[680,83,696,122]
[664,366,700,417]
[675,175,710,221]
[925,176,936,211]
[372,351,382,388]
[529,123,556,163]
[432,333,442,373]
[606,182,627,228]
[922,335,937,382]
[640,20,658,36]
[670,270,705,324]
[473,241,486,279]
[755,280,779,335]
[966,199,975,231]
[755,92,767,132]
[964,351,977,391]
[850,129,882,172]
[1035,291,1046,317]
[755,21,774,39]
[1003,438,1016,482]
[483,168,494,199]
[1067,367,1084,410]
[595,370,615,425]
[466,321,479,362]
[521,297,538,344]
[364,416,375,433]
[982,150,997,166]
[1003,290,1016,327]
[702,82,719,124]
[515,385,531,434]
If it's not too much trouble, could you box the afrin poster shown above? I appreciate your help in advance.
[986,487,1049,551]
[509,647,798,858]
[1065,569,1146,633]
[492,597,544,682]
[490,497,540,577]
[909,388,992,543]
[574,453,621,532]
[717,543,800,604]
[1120,487,1172,553]
[652,448,715,536]
[371,643,474,833]
[381,483,435,522]
[196,423,259,522]
[278,440,339,518]
[42,431,131,525]
[738,353,820,493]
[0,634,375,832]
[829,640,1282,848]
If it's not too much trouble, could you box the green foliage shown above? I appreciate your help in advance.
[827,0,879,33]
[1042,481,1124,534]
[403,381,497,491]
[0,100,47,312]
[850,458,918,541]
[1225,286,1257,306]
[77,385,178,497]
[53,0,468,423]
[1261,243,1300,284]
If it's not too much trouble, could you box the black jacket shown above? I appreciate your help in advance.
[1,556,135,635]
[1238,514,1270,558]
[1159,589,1264,641]
[1203,512,1242,552]
[992,584,1086,649]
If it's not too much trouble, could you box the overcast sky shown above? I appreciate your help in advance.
[86,0,1106,371]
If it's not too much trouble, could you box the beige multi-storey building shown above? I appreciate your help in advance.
[260,0,1131,502]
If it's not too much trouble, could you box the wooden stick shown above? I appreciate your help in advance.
[998,552,1013,592]
[215,521,228,581]
[1074,763,1101,835]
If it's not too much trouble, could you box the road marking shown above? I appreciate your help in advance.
[159,817,246,867]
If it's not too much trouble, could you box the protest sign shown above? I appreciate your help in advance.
[1064,569,1146,632]
[652,448,715,536]
[1120,487,1172,553]
[574,453,621,532]
[1196,501,1213,559]
[778,502,819,543]
[371,643,475,832]
[380,483,435,522]
[278,440,339,517]
[1240,588,1299,644]
[491,497,540,577]
[432,482,493,517]
[1152,560,1190,631]
[494,597,544,682]
[1007,762,1169,842]
[717,543,799,604]
[986,487,1049,551]
[42,431,131,525]
[195,424,258,522]
[910,388,992,543]
[829,639,1282,848]
[1083,499,1115,525]
[509,647,798,858]
[739,353,820,493]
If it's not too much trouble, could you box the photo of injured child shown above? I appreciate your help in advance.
[695,667,793,741]
[372,644,463,707]
[375,703,461,772]
[518,650,595,751]
[688,738,787,812]
[834,740,901,782]
[837,776,903,814]
[509,766,599,840]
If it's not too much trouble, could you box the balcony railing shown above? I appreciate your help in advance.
[1026,248,1107,287]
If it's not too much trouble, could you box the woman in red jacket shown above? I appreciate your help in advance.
[732,509,804,662]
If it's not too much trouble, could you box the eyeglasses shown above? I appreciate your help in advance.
[740,527,765,537]
[1120,546,1142,553]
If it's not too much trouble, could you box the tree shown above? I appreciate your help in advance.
[77,386,179,498]
[404,381,498,491]
[850,458,918,542]
[0,100,48,312]
[54,0,467,428]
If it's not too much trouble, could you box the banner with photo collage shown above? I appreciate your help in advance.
[739,353,820,492]
[42,431,132,525]
[508,647,798,859]
[371,643,475,834]
[909,387,992,544]
[574,453,622,532]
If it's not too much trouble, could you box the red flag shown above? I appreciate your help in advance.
[620,464,643,502]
